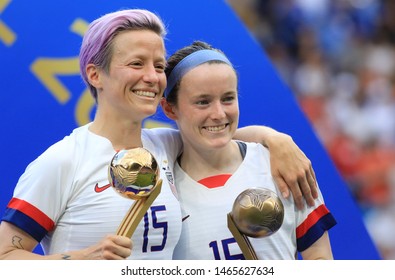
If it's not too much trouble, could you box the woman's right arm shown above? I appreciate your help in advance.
[0,222,132,260]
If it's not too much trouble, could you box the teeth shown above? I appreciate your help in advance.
[205,124,226,132]
[134,91,156,98]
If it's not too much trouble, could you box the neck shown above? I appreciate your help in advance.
[90,113,143,151]
[179,140,242,181]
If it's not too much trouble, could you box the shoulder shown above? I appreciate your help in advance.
[239,141,270,157]
[142,127,182,157]
[142,127,180,140]
[28,125,88,172]
[236,141,271,172]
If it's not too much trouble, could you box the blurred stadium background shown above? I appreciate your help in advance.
[227,0,395,259]
[0,0,389,259]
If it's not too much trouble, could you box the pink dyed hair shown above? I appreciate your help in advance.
[79,9,167,100]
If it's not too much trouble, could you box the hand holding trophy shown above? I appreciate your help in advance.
[108,147,162,238]
[227,188,284,260]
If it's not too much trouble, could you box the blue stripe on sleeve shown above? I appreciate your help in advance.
[2,208,48,242]
[297,213,337,252]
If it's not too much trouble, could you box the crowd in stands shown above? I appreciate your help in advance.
[227,0,395,259]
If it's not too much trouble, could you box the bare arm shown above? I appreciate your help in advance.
[300,231,334,260]
[0,222,132,260]
[234,125,318,210]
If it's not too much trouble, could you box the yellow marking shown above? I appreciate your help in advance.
[29,17,174,128]
[30,18,92,124]
[30,58,79,103]
[0,0,16,45]
[70,18,89,36]
[144,120,174,129]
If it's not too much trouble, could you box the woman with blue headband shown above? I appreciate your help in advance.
[161,41,336,259]
[1,9,317,260]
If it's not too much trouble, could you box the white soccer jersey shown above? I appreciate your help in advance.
[2,124,182,260]
[173,142,336,260]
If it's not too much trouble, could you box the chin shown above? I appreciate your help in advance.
[207,138,232,149]
[142,106,158,116]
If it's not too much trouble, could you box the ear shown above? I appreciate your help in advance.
[160,98,178,121]
[86,63,102,89]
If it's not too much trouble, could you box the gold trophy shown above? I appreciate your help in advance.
[108,147,162,238]
[227,188,284,259]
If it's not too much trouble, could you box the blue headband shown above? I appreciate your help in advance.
[164,49,232,97]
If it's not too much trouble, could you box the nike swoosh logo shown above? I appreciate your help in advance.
[94,183,111,193]
[182,215,190,222]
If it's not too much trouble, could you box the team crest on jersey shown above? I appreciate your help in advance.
[166,171,174,185]
[162,160,178,200]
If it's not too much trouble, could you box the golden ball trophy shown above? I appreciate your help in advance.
[108,147,162,238]
[227,188,284,259]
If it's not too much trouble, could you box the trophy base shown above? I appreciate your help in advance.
[227,213,258,260]
[117,179,162,238]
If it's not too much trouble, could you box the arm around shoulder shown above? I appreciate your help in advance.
[234,125,318,209]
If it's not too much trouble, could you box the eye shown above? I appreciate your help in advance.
[222,95,236,103]
[155,64,165,72]
[128,61,143,67]
[196,99,209,106]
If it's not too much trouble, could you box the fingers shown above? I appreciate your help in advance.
[309,165,319,199]
[114,236,133,259]
[274,167,318,210]
[274,174,304,210]
[101,235,132,260]
[82,235,132,260]
[298,164,319,207]
[275,176,291,200]
[265,131,319,210]
[288,181,304,210]
[297,175,315,208]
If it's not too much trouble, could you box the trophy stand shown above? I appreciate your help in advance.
[227,213,258,260]
[108,148,162,239]
[116,179,162,238]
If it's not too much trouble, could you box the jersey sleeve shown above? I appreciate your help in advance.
[142,128,182,166]
[295,184,337,252]
[2,139,76,242]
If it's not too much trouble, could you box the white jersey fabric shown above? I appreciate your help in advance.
[2,124,182,259]
[173,142,336,260]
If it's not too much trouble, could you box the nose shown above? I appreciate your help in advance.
[142,65,160,84]
[210,101,226,119]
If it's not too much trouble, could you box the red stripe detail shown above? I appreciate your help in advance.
[198,174,232,189]
[296,204,329,238]
[7,198,54,231]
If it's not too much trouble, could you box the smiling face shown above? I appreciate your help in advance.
[89,29,167,123]
[171,62,239,152]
